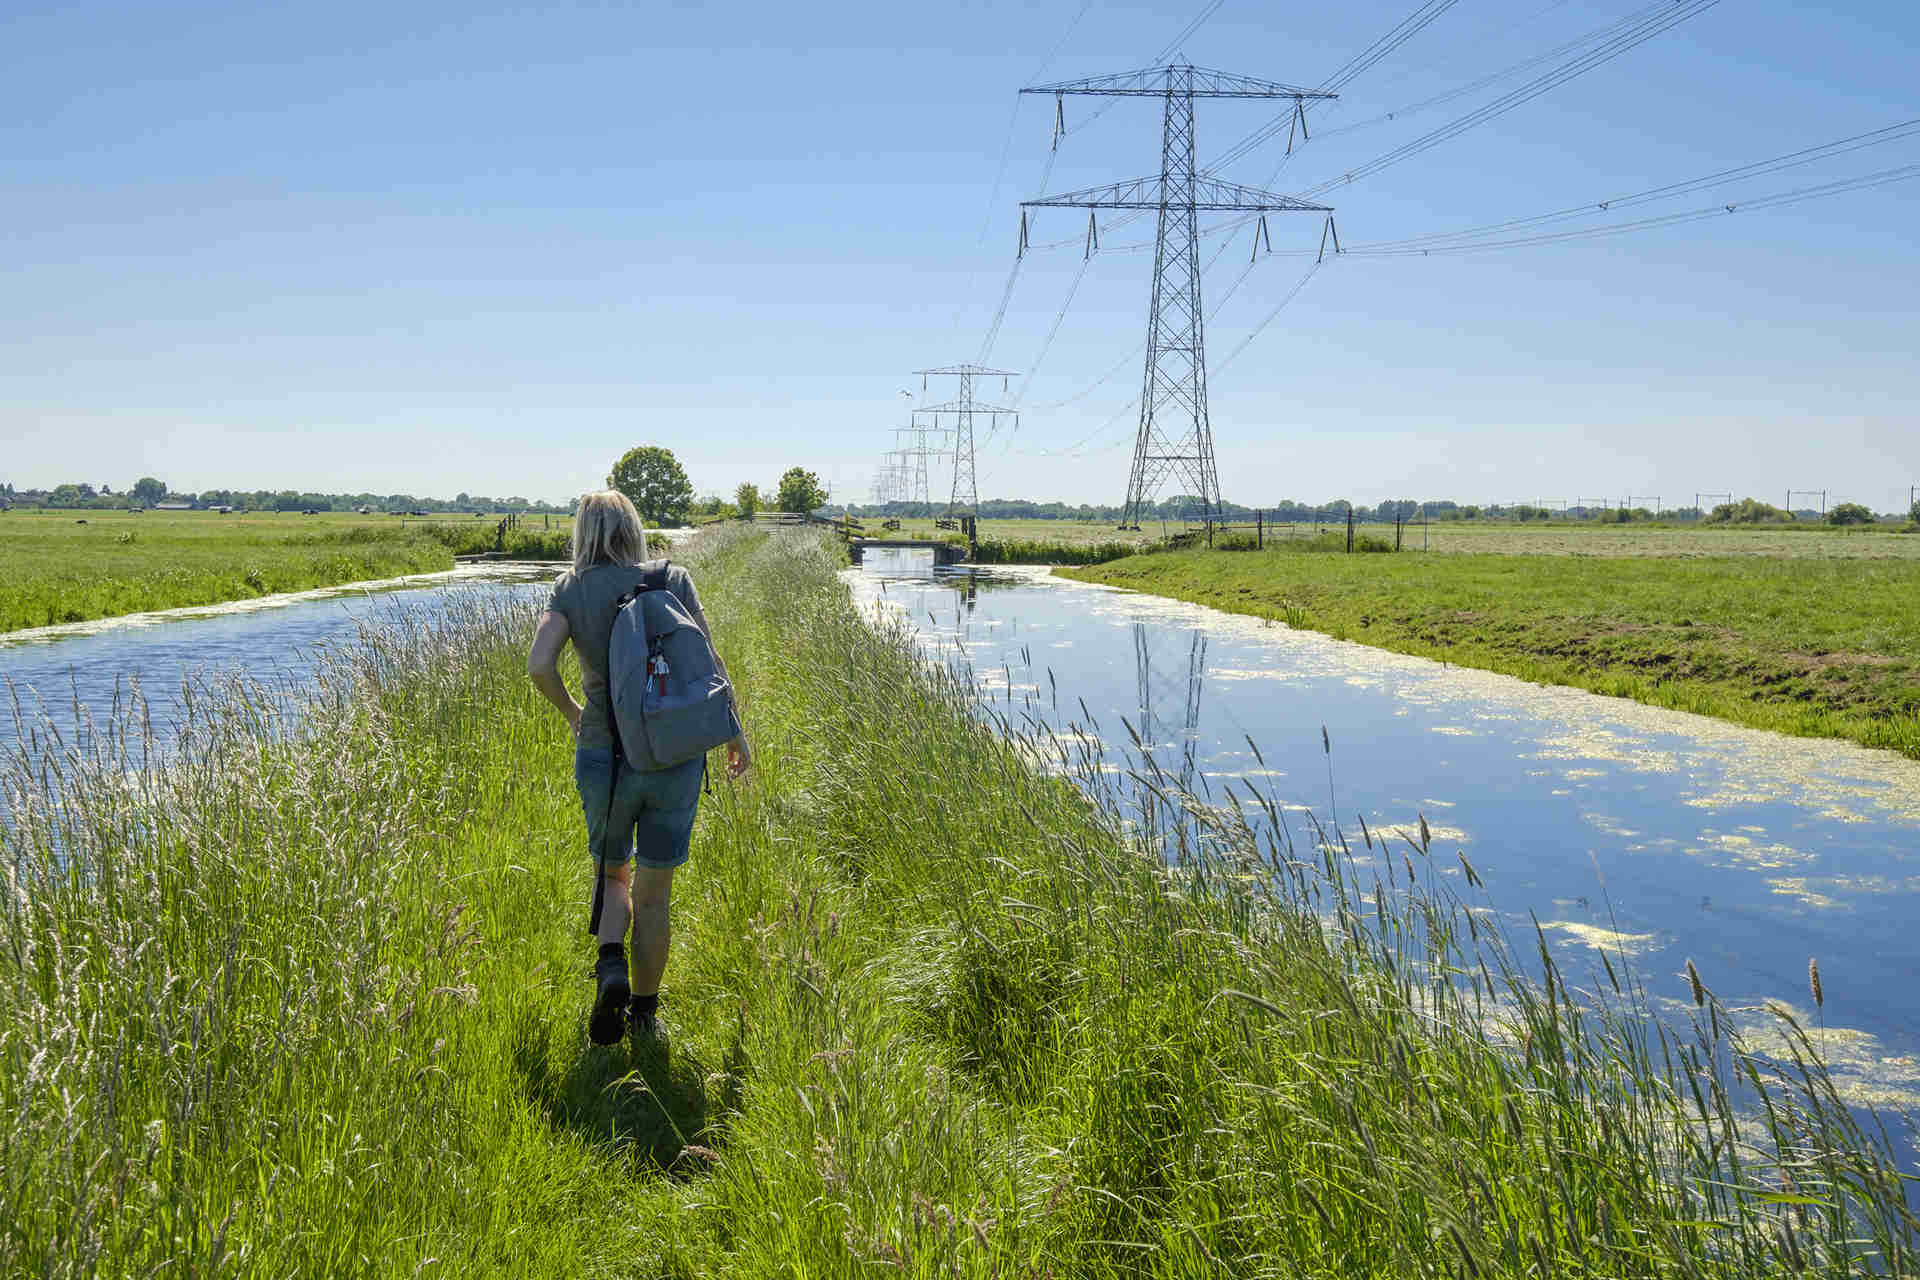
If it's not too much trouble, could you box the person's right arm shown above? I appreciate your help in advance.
[690,597,752,779]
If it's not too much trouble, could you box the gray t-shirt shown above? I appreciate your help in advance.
[545,560,703,751]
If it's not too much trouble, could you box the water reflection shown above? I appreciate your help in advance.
[1132,623,1208,846]
[849,562,1920,1122]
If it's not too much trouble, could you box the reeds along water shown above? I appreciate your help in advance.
[3,523,1916,1276]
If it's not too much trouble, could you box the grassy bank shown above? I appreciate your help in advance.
[971,535,1139,566]
[1064,547,1920,759]
[0,510,455,630]
[4,527,1913,1275]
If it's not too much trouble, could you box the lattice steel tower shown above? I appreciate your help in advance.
[1021,65,1334,527]
[914,364,1016,518]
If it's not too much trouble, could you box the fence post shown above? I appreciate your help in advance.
[1207,519,1214,548]
[1257,510,1263,549]
[1345,506,1354,553]
[1395,515,1402,551]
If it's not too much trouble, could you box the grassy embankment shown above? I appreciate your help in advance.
[856,518,1146,566]
[1065,542,1920,760]
[5,526,1914,1275]
[0,510,619,632]
[0,511,459,630]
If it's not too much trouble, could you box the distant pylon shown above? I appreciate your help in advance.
[1022,65,1334,527]
[913,364,1017,518]
[894,422,950,507]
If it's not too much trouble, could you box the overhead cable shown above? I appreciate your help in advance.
[1205,0,1464,184]
[1209,0,1705,177]
[1346,117,1920,251]
[1296,0,1723,200]
[1338,162,1920,255]
[1318,0,1463,93]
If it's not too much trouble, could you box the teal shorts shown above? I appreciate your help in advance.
[574,748,704,870]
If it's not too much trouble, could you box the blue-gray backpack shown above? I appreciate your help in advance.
[605,560,740,773]
[587,559,740,935]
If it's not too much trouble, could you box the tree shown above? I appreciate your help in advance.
[1708,498,1789,524]
[608,446,693,525]
[735,482,761,518]
[1827,502,1874,526]
[49,484,81,506]
[132,477,168,505]
[1911,498,1920,525]
[774,467,827,514]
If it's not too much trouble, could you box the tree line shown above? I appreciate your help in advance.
[2,478,570,514]
[13,466,1914,528]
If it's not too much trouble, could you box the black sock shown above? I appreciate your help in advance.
[631,992,659,1018]
[598,942,625,962]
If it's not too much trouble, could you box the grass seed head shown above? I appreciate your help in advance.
[1808,957,1823,1009]
[1686,959,1706,1008]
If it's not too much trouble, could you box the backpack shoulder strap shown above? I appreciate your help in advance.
[614,559,672,609]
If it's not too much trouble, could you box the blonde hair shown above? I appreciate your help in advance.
[571,490,650,574]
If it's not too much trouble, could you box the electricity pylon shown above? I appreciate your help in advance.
[913,364,1016,518]
[1021,64,1334,527]
[869,451,905,505]
[894,422,952,508]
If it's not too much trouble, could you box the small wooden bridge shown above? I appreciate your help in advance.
[846,539,970,565]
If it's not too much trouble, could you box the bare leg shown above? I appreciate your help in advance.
[595,862,632,947]
[627,864,676,997]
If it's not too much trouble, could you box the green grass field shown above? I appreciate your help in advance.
[6,525,1911,1275]
[864,515,1920,563]
[1063,542,1920,758]
[0,509,578,631]
[1408,521,1920,559]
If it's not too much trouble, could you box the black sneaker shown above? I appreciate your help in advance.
[588,950,630,1046]
[628,995,664,1045]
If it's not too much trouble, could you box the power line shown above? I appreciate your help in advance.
[1207,259,1325,378]
[1339,161,1920,256]
[1318,0,1463,93]
[1349,118,1920,252]
[1296,0,1724,200]
[1208,0,1697,177]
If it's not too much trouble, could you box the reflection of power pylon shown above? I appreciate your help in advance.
[1132,623,1207,800]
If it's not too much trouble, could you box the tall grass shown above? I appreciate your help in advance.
[3,527,1913,1275]
[416,524,671,560]
[970,535,1139,565]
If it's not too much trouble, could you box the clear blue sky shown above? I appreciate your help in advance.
[4,0,1915,510]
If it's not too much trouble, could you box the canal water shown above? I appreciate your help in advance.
[1,563,558,753]
[847,556,1920,1125]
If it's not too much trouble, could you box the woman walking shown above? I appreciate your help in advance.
[526,491,750,1045]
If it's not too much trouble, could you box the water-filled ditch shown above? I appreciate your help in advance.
[0,563,558,755]
[847,557,1920,1128]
